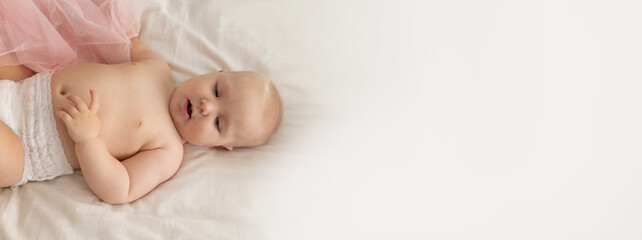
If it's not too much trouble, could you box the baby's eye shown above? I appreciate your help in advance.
[215,116,220,130]
[214,82,219,97]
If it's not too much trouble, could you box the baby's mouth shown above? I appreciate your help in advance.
[187,100,193,119]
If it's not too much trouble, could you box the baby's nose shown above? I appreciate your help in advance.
[200,99,213,115]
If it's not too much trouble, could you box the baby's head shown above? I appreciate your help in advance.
[169,70,282,150]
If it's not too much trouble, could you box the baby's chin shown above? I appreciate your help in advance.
[169,115,189,144]
[168,94,185,127]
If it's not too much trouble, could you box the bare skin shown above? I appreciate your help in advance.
[0,38,184,204]
[0,62,33,186]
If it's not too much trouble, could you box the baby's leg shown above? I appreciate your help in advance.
[0,120,24,187]
[0,54,36,82]
[0,59,27,187]
[0,65,35,82]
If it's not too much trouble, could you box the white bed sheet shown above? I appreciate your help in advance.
[0,0,306,239]
[3,0,642,239]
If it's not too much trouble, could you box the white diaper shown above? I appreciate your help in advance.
[0,72,73,189]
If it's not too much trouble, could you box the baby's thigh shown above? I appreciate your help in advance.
[0,64,35,82]
[0,120,24,187]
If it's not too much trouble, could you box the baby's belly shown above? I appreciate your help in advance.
[54,120,81,168]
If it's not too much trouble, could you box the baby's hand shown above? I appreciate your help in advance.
[55,89,101,143]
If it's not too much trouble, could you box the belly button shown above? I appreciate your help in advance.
[59,89,66,95]
[137,121,143,128]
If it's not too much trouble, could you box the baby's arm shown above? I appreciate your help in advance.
[76,134,180,204]
[129,37,163,63]
[122,37,172,84]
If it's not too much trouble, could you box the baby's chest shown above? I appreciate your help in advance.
[99,98,172,160]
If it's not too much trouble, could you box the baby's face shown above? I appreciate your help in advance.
[169,71,267,149]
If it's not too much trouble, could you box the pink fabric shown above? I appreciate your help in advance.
[0,0,147,73]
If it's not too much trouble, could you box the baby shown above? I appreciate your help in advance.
[0,37,282,204]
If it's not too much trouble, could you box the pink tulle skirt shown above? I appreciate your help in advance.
[0,0,147,73]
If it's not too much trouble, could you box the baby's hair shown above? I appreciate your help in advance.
[241,71,283,147]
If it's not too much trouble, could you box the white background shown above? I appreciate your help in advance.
[4,0,642,239]
[261,0,642,239]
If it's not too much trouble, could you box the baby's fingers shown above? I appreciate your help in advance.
[67,95,88,111]
[60,103,80,116]
[89,89,99,113]
[55,110,72,123]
